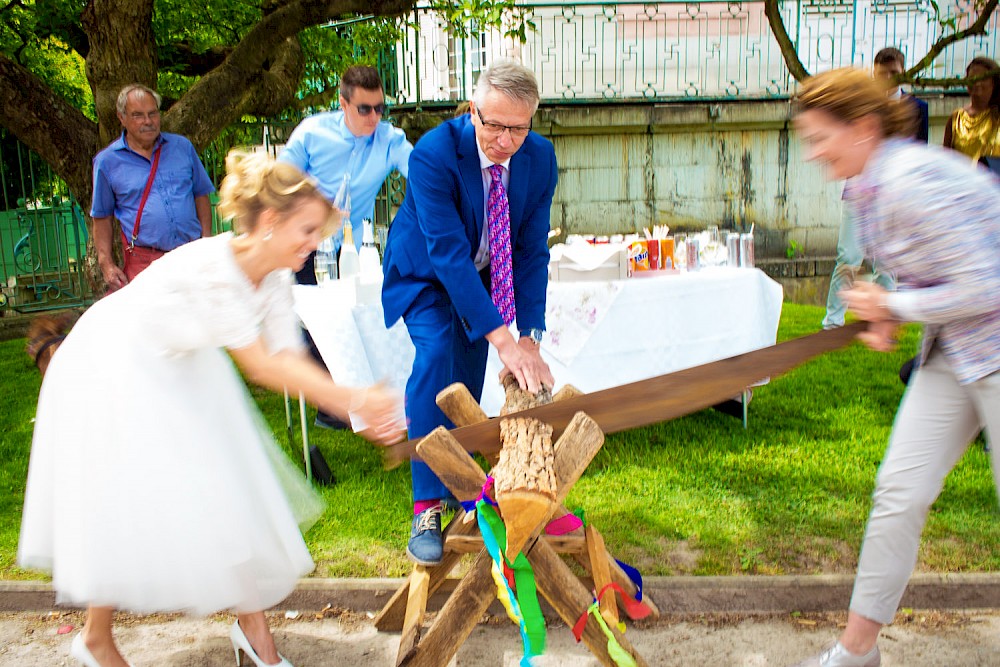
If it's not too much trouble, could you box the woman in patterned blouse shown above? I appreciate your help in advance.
[789,67,1000,667]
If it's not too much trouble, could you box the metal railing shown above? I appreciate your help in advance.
[388,0,999,106]
[0,132,94,313]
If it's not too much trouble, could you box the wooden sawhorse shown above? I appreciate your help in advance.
[374,383,659,666]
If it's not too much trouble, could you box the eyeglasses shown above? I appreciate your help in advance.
[475,107,531,139]
[128,110,160,122]
[347,101,387,117]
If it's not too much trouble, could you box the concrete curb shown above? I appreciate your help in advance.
[3,573,998,617]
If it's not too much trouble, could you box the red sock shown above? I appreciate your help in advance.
[414,499,440,515]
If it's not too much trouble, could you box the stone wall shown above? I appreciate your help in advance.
[757,258,835,307]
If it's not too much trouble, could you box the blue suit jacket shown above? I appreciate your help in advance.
[382,115,558,342]
[905,94,929,143]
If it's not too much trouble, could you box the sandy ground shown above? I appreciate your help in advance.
[0,608,996,667]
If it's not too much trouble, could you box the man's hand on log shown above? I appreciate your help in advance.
[489,327,555,395]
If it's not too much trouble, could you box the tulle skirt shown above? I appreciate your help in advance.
[18,299,324,615]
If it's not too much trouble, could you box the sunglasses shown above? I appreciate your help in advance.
[348,101,387,117]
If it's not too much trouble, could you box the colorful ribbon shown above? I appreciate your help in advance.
[571,582,653,667]
[476,499,545,666]
[460,475,499,514]
[544,512,583,535]
[614,558,645,604]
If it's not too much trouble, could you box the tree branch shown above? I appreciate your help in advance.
[297,86,339,111]
[0,53,98,204]
[764,0,809,83]
[157,43,232,76]
[902,0,999,84]
[166,0,414,147]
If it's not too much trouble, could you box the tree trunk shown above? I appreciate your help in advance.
[82,0,158,148]
[0,55,96,207]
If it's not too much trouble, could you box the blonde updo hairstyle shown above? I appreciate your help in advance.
[793,67,915,139]
[217,151,339,238]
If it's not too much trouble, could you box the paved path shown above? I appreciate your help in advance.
[1,608,997,666]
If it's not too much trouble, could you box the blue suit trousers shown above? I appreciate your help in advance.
[404,288,489,501]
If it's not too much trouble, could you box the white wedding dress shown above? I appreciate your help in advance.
[18,233,323,615]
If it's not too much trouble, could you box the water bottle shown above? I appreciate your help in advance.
[334,173,352,251]
[359,219,381,278]
[334,173,352,219]
[314,237,337,286]
[339,220,361,281]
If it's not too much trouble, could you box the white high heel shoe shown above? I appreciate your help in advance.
[229,620,292,667]
[70,635,100,667]
[70,633,133,667]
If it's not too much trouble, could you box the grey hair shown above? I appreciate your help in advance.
[472,60,540,113]
[116,84,162,116]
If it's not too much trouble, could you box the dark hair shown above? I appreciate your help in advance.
[874,47,905,68]
[340,65,384,101]
[794,67,916,139]
[966,56,1000,110]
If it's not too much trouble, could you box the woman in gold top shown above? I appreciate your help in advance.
[943,56,1000,162]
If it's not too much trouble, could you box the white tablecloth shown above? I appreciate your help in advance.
[293,267,783,419]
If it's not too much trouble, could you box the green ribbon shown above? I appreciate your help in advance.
[476,499,546,666]
[585,599,637,667]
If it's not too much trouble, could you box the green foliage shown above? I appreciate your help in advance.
[2,303,997,580]
[0,0,93,118]
[297,18,405,112]
[786,239,804,260]
[3,0,533,123]
[925,0,991,34]
[427,0,531,41]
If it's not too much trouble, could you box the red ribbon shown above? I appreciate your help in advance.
[572,583,653,642]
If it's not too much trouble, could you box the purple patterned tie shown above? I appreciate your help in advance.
[487,164,516,325]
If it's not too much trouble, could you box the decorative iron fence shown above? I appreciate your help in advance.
[388,0,999,106]
[0,131,93,313]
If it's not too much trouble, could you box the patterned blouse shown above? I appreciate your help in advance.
[845,138,1000,384]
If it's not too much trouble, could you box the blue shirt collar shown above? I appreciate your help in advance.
[114,130,167,154]
[335,111,376,146]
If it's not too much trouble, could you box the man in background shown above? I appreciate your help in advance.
[92,84,214,290]
[279,65,413,429]
[279,65,412,267]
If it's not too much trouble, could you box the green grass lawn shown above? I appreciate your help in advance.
[1,303,997,580]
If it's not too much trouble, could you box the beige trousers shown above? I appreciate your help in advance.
[849,347,1000,624]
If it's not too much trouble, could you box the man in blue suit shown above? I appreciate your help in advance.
[382,60,557,565]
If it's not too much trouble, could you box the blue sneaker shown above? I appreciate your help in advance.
[407,506,443,565]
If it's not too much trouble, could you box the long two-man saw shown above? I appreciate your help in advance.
[383,321,866,467]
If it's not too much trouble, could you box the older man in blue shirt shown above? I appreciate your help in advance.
[279,65,413,281]
[92,84,214,290]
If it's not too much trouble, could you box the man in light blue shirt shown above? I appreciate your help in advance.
[279,65,412,284]
[279,66,412,430]
[92,84,214,289]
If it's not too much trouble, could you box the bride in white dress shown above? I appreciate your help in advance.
[18,152,404,667]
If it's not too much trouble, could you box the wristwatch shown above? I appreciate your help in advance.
[519,328,544,345]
